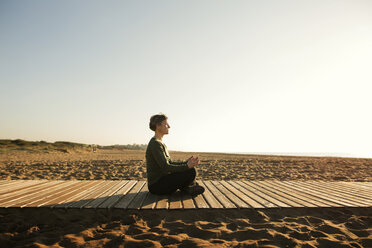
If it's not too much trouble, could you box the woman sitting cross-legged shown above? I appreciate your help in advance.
[146,113,205,196]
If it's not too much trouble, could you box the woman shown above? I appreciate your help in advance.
[146,113,205,196]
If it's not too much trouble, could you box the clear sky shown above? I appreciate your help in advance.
[1,1,372,158]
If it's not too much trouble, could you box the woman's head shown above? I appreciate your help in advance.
[149,113,169,133]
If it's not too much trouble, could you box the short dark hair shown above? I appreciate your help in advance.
[149,113,168,131]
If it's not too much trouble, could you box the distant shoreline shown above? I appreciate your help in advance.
[234,152,372,159]
[174,150,372,159]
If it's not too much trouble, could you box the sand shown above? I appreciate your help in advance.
[0,149,371,247]
[1,149,371,181]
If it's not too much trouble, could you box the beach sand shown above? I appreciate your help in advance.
[0,149,371,247]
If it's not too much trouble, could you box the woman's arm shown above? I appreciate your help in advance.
[169,159,187,165]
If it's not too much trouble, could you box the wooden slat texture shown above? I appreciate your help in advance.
[346,181,372,188]
[242,181,292,208]
[189,182,209,209]
[225,181,264,208]
[0,180,370,209]
[0,181,13,186]
[340,182,372,190]
[273,181,344,207]
[141,191,158,209]
[13,181,80,208]
[292,181,371,207]
[0,181,54,202]
[155,194,169,209]
[127,181,149,210]
[54,181,107,208]
[283,181,359,207]
[98,180,135,208]
[84,181,127,209]
[329,182,372,198]
[192,193,209,209]
[0,181,62,205]
[182,192,197,209]
[41,181,98,207]
[298,181,372,207]
[4,181,74,208]
[249,181,306,207]
[197,180,223,208]
[115,181,146,209]
[0,180,45,194]
[306,181,372,202]
[68,181,117,208]
[169,190,183,209]
[234,181,278,208]
[261,181,325,207]
[204,180,236,208]
[211,180,250,208]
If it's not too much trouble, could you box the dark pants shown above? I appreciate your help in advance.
[148,168,196,195]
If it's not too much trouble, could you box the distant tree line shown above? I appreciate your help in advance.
[98,144,147,150]
[0,139,147,151]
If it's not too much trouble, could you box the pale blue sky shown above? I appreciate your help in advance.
[1,1,372,157]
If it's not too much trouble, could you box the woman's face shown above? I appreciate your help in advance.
[156,120,170,135]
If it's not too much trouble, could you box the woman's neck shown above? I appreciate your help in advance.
[154,132,163,141]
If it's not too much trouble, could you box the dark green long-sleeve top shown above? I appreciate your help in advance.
[145,137,189,186]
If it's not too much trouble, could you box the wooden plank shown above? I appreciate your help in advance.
[68,181,118,208]
[84,181,127,208]
[0,181,62,205]
[0,180,45,195]
[211,180,250,208]
[192,193,209,209]
[0,180,28,188]
[204,180,236,208]
[115,181,146,209]
[98,180,135,208]
[299,181,372,206]
[283,181,360,207]
[348,182,372,188]
[186,182,208,209]
[39,181,98,207]
[342,181,372,188]
[249,181,306,207]
[340,182,372,191]
[261,181,327,207]
[181,191,197,209]
[0,180,14,185]
[226,181,265,208]
[237,181,285,208]
[234,181,280,208]
[0,180,30,187]
[309,181,372,198]
[0,181,52,199]
[330,182,372,198]
[55,181,108,208]
[196,180,223,208]
[3,181,73,207]
[141,191,158,209]
[155,194,169,209]
[291,181,371,207]
[127,181,149,210]
[309,181,372,201]
[169,190,183,209]
[18,181,83,207]
[273,181,344,207]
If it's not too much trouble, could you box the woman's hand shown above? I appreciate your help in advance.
[187,156,200,168]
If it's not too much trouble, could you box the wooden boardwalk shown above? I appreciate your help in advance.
[0,180,371,210]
